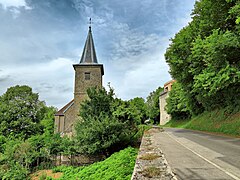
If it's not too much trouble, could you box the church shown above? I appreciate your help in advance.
[54,24,104,136]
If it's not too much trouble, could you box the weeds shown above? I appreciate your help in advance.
[139,153,161,161]
[141,167,163,178]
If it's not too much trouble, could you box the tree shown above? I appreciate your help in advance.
[146,86,163,124]
[165,0,240,115]
[40,106,57,134]
[0,85,48,139]
[129,97,147,124]
[191,30,240,111]
[166,82,191,120]
[0,85,62,179]
[74,87,139,156]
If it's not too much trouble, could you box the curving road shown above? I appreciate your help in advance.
[153,128,240,180]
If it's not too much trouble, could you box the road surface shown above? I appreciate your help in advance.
[153,128,240,180]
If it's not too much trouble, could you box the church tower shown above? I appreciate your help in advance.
[73,25,104,118]
[54,22,104,136]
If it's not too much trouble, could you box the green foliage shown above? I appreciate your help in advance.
[226,0,240,26]
[52,147,138,180]
[191,30,240,111]
[75,87,139,156]
[0,85,55,139]
[166,108,240,136]
[0,132,63,179]
[166,82,191,120]
[165,0,240,116]
[0,85,60,179]
[39,172,47,180]
[40,106,57,134]
[146,87,164,123]
[80,87,115,119]
[129,97,148,124]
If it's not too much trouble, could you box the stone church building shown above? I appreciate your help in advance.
[54,25,104,136]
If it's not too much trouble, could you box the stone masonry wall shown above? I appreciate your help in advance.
[73,65,103,129]
[54,116,65,133]
[159,92,171,125]
[131,127,177,180]
[64,103,75,133]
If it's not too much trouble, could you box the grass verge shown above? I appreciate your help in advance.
[165,109,240,136]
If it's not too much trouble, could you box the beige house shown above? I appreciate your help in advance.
[54,25,104,136]
[159,80,176,125]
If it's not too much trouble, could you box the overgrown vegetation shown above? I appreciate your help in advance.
[165,108,240,136]
[0,85,64,179]
[0,85,149,179]
[165,0,240,119]
[51,147,137,180]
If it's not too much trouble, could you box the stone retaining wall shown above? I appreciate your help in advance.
[131,127,177,180]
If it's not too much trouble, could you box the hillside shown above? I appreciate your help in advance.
[166,109,240,136]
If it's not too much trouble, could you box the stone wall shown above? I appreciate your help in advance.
[159,92,171,125]
[54,116,65,133]
[64,103,75,133]
[131,127,177,180]
[73,65,103,123]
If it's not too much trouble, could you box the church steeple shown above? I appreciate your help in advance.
[80,19,98,64]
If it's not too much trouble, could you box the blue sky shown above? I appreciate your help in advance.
[0,0,195,108]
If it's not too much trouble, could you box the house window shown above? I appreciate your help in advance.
[85,72,90,80]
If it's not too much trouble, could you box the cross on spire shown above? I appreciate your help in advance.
[79,18,98,64]
[89,18,92,31]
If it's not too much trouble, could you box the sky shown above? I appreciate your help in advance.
[0,0,196,109]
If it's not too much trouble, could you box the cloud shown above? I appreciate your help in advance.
[0,0,27,8]
[0,58,75,107]
[104,35,171,99]
[0,0,196,108]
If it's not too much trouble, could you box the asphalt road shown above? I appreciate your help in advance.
[153,128,240,180]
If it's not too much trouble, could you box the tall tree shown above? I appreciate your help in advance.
[129,97,147,124]
[165,0,240,115]
[74,87,139,156]
[0,85,48,139]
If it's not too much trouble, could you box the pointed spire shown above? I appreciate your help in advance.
[80,18,98,64]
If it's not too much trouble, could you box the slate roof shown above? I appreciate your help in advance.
[80,26,98,64]
[55,99,74,116]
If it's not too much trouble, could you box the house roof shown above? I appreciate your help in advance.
[79,26,98,64]
[55,99,74,116]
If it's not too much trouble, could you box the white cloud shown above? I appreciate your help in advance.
[0,0,196,108]
[0,0,27,8]
[104,40,171,100]
[0,58,75,108]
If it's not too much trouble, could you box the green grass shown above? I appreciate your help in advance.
[165,109,240,136]
[51,147,138,180]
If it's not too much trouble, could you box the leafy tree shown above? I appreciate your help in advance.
[0,85,47,139]
[165,0,240,116]
[0,85,64,179]
[146,86,163,124]
[129,97,147,124]
[227,0,240,26]
[0,139,29,179]
[74,87,139,156]
[40,106,57,134]
[191,30,240,111]
[79,86,115,119]
[166,82,191,120]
